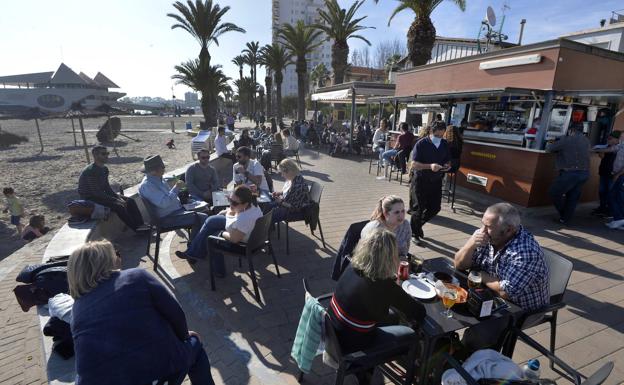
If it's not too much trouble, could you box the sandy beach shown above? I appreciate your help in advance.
[0,115,212,259]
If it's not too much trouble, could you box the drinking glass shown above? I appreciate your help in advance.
[441,289,458,318]
[468,270,482,289]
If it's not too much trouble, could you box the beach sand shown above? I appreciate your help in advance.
[0,115,207,259]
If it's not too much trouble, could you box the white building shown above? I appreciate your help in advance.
[0,63,125,113]
[184,91,199,107]
[272,0,332,96]
[562,17,624,52]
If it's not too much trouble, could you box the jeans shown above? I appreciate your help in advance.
[375,147,385,161]
[381,149,398,164]
[598,175,614,211]
[160,209,209,240]
[186,215,227,275]
[548,170,589,223]
[167,336,215,385]
[609,175,624,221]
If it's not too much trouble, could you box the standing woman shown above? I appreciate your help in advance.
[361,195,411,256]
[68,240,214,385]
[444,125,464,172]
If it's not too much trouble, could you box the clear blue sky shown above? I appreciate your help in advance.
[0,0,621,98]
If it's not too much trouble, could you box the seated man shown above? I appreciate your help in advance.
[382,122,415,172]
[454,202,549,350]
[138,155,208,238]
[78,145,145,231]
[282,129,299,156]
[233,146,269,192]
[214,126,236,162]
[185,149,220,203]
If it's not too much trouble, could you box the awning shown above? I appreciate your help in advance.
[311,89,350,102]
[311,82,396,104]
[413,87,541,102]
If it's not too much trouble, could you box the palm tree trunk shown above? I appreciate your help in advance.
[332,41,349,85]
[275,72,284,123]
[251,65,257,117]
[408,16,436,67]
[296,58,307,121]
[201,90,217,127]
[265,74,272,118]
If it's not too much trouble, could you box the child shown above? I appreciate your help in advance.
[166,138,176,149]
[22,214,50,242]
[3,187,24,234]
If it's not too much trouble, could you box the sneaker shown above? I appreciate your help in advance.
[175,250,196,261]
[606,219,624,229]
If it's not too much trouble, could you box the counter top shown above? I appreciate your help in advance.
[464,140,547,153]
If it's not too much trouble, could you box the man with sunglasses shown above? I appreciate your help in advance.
[185,149,220,203]
[78,145,145,231]
[232,146,269,192]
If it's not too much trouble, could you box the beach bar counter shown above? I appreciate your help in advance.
[393,38,624,207]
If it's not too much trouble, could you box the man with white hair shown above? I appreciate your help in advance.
[454,202,549,311]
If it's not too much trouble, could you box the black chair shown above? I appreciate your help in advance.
[298,279,419,385]
[446,328,613,385]
[368,148,383,176]
[387,148,411,185]
[264,170,274,193]
[502,249,574,381]
[139,196,192,272]
[207,210,279,303]
[442,171,457,210]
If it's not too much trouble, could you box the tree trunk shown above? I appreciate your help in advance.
[296,58,307,121]
[251,65,257,117]
[200,45,211,67]
[201,90,217,128]
[275,71,284,123]
[407,16,436,67]
[332,40,349,85]
[265,74,273,118]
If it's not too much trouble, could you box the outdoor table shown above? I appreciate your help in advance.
[408,257,524,385]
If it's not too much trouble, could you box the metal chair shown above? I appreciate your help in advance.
[368,148,382,176]
[446,328,613,385]
[206,210,279,303]
[297,279,419,385]
[139,196,191,272]
[502,249,574,380]
[442,171,457,210]
[387,148,411,185]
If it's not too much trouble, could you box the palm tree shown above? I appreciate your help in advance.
[231,55,245,82]
[314,0,373,84]
[234,76,257,116]
[278,20,324,120]
[167,0,246,66]
[172,59,231,127]
[242,41,260,116]
[310,63,330,90]
[380,0,466,66]
[259,43,292,122]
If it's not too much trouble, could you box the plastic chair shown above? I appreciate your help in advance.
[297,279,419,385]
[206,210,279,303]
[277,180,326,254]
[139,196,192,272]
[502,249,574,380]
[447,328,613,385]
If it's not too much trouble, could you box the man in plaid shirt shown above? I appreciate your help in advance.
[455,202,549,311]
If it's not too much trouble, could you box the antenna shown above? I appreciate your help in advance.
[486,6,496,27]
[477,4,510,53]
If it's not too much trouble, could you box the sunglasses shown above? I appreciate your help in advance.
[99,152,110,156]
[199,156,210,160]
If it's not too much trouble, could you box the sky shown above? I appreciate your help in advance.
[0,0,621,99]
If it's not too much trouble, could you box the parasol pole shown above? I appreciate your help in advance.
[35,118,44,154]
[70,118,77,146]
[78,116,90,163]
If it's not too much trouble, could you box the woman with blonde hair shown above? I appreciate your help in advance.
[68,240,215,385]
[361,195,411,255]
[270,158,310,223]
[328,229,425,357]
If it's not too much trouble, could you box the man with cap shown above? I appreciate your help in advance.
[545,124,590,225]
[78,145,145,231]
[139,155,209,237]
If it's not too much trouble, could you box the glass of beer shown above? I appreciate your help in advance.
[441,289,458,318]
[468,270,482,289]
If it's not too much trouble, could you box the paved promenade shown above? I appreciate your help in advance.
[0,135,622,384]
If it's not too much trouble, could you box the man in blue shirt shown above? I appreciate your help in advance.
[409,122,450,245]
[138,155,208,244]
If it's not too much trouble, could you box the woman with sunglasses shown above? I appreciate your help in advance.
[361,195,411,256]
[175,185,262,277]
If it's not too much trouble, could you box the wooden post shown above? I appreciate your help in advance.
[35,118,44,154]
[70,118,77,146]
[350,86,356,154]
[78,117,90,163]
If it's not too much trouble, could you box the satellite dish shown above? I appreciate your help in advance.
[486,6,497,27]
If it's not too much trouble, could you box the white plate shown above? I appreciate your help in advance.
[402,278,436,299]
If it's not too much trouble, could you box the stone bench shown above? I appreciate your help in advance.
[39,139,237,384]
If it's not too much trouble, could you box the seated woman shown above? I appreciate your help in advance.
[236,128,256,149]
[361,195,411,256]
[175,185,263,277]
[270,159,310,223]
[328,229,425,354]
[68,240,214,385]
[21,214,50,242]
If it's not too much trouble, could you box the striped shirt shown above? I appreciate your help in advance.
[78,164,117,202]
